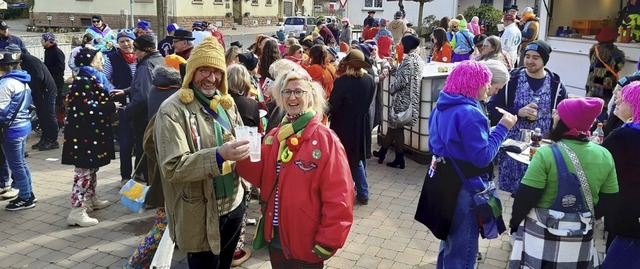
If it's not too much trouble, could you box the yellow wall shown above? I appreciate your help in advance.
[175,1,230,16]
[243,0,279,17]
[550,0,620,34]
[33,0,157,16]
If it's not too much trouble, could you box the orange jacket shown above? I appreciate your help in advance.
[303,64,335,99]
[432,43,452,63]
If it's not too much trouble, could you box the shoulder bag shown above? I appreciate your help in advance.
[0,89,27,143]
[390,55,416,126]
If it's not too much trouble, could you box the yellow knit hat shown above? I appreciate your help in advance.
[179,36,233,110]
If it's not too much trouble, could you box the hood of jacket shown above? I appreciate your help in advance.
[152,65,182,89]
[3,70,31,84]
[435,91,479,112]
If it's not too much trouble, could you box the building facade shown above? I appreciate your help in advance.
[31,0,280,30]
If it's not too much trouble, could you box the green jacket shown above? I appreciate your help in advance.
[154,92,244,253]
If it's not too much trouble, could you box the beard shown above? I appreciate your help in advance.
[526,65,543,74]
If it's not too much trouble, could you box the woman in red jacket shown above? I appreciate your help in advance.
[236,70,354,268]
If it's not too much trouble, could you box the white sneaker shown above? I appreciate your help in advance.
[67,207,99,227]
[86,195,111,210]
[0,187,19,199]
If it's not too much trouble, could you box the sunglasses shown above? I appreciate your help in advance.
[92,20,101,23]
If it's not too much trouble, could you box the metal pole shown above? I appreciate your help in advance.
[130,0,134,29]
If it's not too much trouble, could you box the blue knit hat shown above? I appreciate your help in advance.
[355,43,373,58]
[137,20,151,30]
[166,23,179,32]
[42,32,55,43]
[117,29,136,41]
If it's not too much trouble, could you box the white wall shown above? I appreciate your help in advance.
[34,0,157,16]
[344,0,455,27]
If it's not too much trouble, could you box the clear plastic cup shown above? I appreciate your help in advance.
[235,126,261,162]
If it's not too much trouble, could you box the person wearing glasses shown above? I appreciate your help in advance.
[85,15,116,53]
[154,36,247,268]
[478,35,513,70]
[236,69,354,268]
[170,29,195,60]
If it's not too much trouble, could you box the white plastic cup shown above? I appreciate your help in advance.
[235,126,261,162]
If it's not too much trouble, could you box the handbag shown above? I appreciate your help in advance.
[253,175,280,250]
[119,156,149,214]
[448,158,506,239]
[0,90,27,143]
[390,55,416,126]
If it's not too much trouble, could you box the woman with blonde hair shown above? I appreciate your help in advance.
[284,44,304,65]
[329,49,375,205]
[478,36,512,70]
[236,69,353,268]
[225,46,242,66]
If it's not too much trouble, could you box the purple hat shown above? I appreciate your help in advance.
[42,32,56,43]
[166,23,180,32]
[355,43,373,58]
[137,20,151,30]
[557,98,604,136]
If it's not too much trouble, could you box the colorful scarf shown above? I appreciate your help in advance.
[193,88,235,199]
[277,109,315,163]
[121,50,137,64]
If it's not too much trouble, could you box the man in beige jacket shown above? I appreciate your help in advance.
[154,35,250,269]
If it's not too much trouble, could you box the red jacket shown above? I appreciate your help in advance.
[237,113,354,262]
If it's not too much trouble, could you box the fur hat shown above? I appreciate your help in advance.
[442,60,491,99]
[178,36,233,110]
[557,98,604,135]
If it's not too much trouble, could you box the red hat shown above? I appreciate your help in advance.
[557,97,604,136]
[596,27,618,43]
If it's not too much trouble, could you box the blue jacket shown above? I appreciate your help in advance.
[429,92,508,168]
[78,66,114,93]
[0,70,32,139]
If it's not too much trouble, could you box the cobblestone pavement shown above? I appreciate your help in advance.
[0,133,607,268]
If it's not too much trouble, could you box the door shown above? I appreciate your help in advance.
[283,1,293,17]
[233,0,242,25]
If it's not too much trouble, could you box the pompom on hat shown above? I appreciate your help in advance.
[164,54,186,71]
[557,97,604,136]
[178,36,233,110]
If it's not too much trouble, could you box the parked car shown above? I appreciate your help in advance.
[283,16,317,36]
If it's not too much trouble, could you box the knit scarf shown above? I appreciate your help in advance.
[277,109,315,163]
[192,87,235,199]
[120,50,136,64]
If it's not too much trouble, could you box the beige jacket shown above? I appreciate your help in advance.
[154,92,243,253]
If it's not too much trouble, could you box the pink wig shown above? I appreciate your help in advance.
[442,60,492,99]
[621,81,640,123]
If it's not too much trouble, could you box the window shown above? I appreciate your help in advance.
[192,0,203,4]
[135,0,153,2]
[214,0,223,4]
[252,0,258,5]
[363,0,382,9]
[266,0,272,5]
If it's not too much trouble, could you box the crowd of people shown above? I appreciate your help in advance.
[0,5,635,269]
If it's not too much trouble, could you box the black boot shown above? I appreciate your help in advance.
[372,147,388,164]
[386,152,405,169]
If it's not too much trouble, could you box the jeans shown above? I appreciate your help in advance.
[0,135,32,200]
[0,150,9,188]
[118,112,134,180]
[32,91,59,142]
[437,188,478,269]
[351,160,368,199]
[187,200,246,269]
[602,236,640,268]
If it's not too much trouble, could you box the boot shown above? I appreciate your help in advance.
[67,207,99,227]
[372,147,388,164]
[86,195,111,210]
[386,152,405,169]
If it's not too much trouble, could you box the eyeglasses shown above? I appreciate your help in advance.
[198,68,223,79]
[281,89,307,98]
[92,20,101,23]
[482,44,491,48]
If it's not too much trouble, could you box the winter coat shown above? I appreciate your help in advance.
[44,44,66,90]
[388,19,407,45]
[468,17,481,35]
[19,53,57,95]
[236,113,354,263]
[125,51,164,127]
[85,25,117,52]
[143,65,182,207]
[520,16,539,51]
[329,74,376,168]
[61,67,117,168]
[0,35,27,54]
[158,36,174,57]
[487,67,567,127]
[154,91,244,253]
[0,71,32,140]
[432,43,452,63]
[377,35,393,58]
[586,43,625,101]
[339,25,351,44]
[450,29,475,55]
[389,51,423,128]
